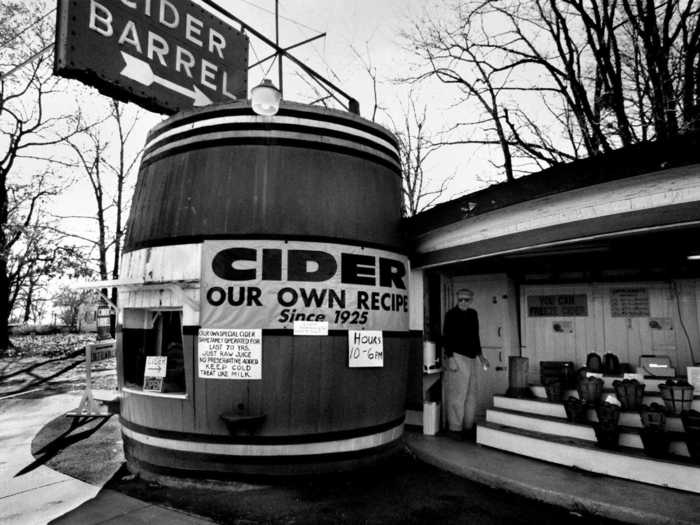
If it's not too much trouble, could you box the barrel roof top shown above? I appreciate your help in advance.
[147,100,398,147]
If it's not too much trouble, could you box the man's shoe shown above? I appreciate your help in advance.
[461,428,477,442]
[446,430,464,440]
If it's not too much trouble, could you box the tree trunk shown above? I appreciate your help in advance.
[23,279,34,323]
[0,258,11,352]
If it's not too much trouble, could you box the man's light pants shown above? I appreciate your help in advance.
[445,353,478,431]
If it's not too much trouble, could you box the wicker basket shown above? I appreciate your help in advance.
[564,396,588,423]
[593,402,620,449]
[640,403,666,430]
[543,378,564,403]
[577,376,604,405]
[658,380,694,415]
[613,379,645,411]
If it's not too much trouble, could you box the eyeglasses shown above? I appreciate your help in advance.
[458,298,472,303]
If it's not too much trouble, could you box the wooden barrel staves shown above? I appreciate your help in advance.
[116,102,411,479]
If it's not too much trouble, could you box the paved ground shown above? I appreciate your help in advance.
[1,390,619,525]
[0,339,695,524]
[0,393,102,524]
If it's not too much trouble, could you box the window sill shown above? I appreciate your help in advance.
[122,386,188,400]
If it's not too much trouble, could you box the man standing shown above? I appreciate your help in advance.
[443,288,489,439]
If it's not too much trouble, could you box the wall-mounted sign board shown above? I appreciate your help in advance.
[610,288,649,317]
[527,295,588,317]
[200,240,410,331]
[54,0,249,114]
[198,328,262,380]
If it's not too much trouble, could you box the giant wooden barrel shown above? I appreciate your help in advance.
[116,101,411,478]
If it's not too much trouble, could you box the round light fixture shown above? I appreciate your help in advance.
[251,78,282,116]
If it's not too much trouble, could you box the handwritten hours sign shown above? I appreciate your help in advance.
[348,330,384,368]
[200,240,410,331]
[54,0,249,114]
[198,329,262,380]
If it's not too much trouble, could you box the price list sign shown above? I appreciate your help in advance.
[610,288,649,317]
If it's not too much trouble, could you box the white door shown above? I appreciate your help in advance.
[443,274,511,418]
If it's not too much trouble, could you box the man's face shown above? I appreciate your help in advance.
[456,293,473,311]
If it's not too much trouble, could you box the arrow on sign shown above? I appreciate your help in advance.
[120,52,212,107]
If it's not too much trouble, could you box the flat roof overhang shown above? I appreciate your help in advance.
[410,163,700,275]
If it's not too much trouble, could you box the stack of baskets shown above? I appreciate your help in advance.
[658,379,698,461]
[545,360,698,459]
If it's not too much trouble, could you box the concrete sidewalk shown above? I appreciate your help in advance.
[0,391,213,525]
[404,430,700,525]
[3,390,698,524]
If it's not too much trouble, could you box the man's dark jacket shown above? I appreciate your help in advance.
[443,307,482,358]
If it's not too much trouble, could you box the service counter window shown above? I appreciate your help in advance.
[122,309,186,394]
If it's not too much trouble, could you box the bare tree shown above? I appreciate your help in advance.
[389,94,453,216]
[406,0,700,181]
[65,100,144,324]
[0,0,85,352]
[352,45,452,214]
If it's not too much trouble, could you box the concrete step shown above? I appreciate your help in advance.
[493,395,685,432]
[476,421,700,494]
[486,407,689,456]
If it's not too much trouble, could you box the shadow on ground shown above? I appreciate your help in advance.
[29,404,124,485]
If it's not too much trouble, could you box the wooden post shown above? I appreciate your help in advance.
[507,356,531,398]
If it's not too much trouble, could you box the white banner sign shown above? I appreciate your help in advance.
[348,330,383,368]
[144,356,167,378]
[198,328,262,380]
[200,240,410,331]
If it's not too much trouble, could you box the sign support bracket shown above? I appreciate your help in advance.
[198,0,360,113]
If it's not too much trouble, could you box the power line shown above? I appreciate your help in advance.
[0,9,55,51]
[234,0,324,36]
[0,44,53,81]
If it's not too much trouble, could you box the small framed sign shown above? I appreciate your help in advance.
[293,320,329,336]
[143,376,164,392]
[144,356,168,378]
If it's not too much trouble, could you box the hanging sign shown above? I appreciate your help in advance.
[198,328,262,380]
[200,240,410,331]
[348,330,383,368]
[54,0,249,114]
